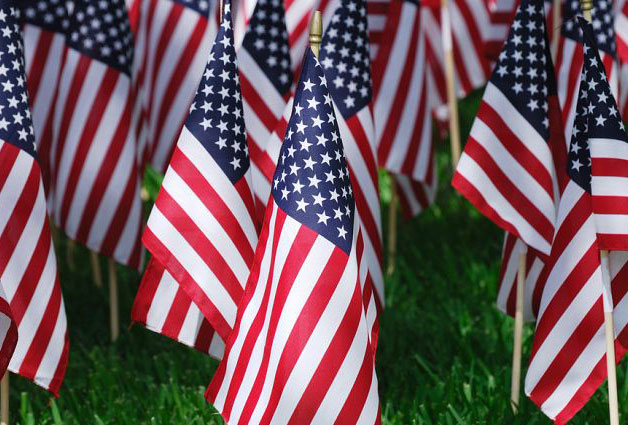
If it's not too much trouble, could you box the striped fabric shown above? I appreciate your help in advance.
[132,258,224,358]
[130,0,219,172]
[52,0,143,268]
[452,0,562,255]
[525,20,628,422]
[143,1,258,341]
[366,0,390,59]
[496,233,545,322]
[22,0,69,195]
[484,0,518,60]
[207,49,380,424]
[394,171,438,220]
[0,4,68,394]
[0,285,17,378]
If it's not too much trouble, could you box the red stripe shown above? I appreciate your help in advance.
[0,143,20,192]
[346,115,378,189]
[349,164,383,265]
[240,73,281,133]
[131,257,164,324]
[26,29,54,107]
[591,158,628,178]
[334,339,375,424]
[161,287,193,339]
[454,0,490,80]
[47,326,69,397]
[194,318,215,354]
[370,2,402,93]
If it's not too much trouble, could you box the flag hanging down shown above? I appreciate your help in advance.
[132,258,224,358]
[319,0,384,320]
[555,0,618,144]
[143,0,258,342]
[207,47,381,425]
[0,284,17,379]
[525,19,628,422]
[130,0,219,173]
[452,0,564,256]
[0,4,68,394]
[21,0,69,196]
[394,172,438,220]
[372,0,435,187]
[496,233,545,322]
[51,0,143,268]
[238,0,293,224]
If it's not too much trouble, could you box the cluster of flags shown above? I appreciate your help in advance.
[6,0,628,423]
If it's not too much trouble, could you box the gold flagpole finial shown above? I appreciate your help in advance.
[309,11,323,58]
[581,0,593,22]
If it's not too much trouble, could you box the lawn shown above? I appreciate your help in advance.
[8,92,622,424]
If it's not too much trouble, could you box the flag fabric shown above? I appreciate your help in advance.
[484,0,518,60]
[142,0,258,342]
[0,284,17,378]
[525,20,628,422]
[207,47,381,425]
[452,0,563,256]
[319,0,384,315]
[496,233,545,322]
[131,257,224,358]
[394,172,438,220]
[51,0,143,268]
[366,0,389,59]
[372,0,435,189]
[616,0,628,63]
[239,0,293,224]
[0,3,68,394]
[555,0,618,145]
[130,0,219,173]
[22,0,69,195]
[285,0,318,73]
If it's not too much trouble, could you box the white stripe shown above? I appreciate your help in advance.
[34,297,67,390]
[590,137,628,160]
[240,48,286,119]
[146,272,179,332]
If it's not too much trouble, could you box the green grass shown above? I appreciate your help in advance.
[8,92,621,424]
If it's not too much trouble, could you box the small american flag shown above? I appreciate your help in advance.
[372,0,436,213]
[129,0,219,173]
[526,19,628,422]
[0,3,68,394]
[239,0,293,223]
[452,0,563,256]
[206,47,381,425]
[555,0,618,144]
[21,0,69,196]
[320,0,384,329]
[142,0,258,342]
[394,173,438,220]
[52,0,143,268]
[132,257,224,358]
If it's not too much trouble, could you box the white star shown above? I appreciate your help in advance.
[307,97,320,110]
[317,211,330,225]
[0,118,9,130]
[303,156,316,170]
[571,142,581,154]
[296,198,309,212]
[294,103,304,116]
[312,192,325,206]
[329,189,340,202]
[293,180,304,193]
[289,163,300,175]
[598,92,608,103]
[333,207,343,220]
[571,158,583,171]
[316,134,328,146]
[303,79,315,91]
[200,118,212,130]
[1,80,13,92]
[337,226,347,239]
[202,84,213,96]
[308,174,321,188]
[300,139,312,151]
[281,187,290,200]
[296,120,307,134]
[217,120,228,133]
[595,114,607,126]
[230,157,241,169]
[215,137,227,149]
[311,115,323,128]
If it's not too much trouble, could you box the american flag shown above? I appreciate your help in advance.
[142,0,258,342]
[51,0,143,268]
[129,0,219,173]
[555,0,618,145]
[421,0,493,114]
[394,173,438,220]
[452,0,563,256]
[239,0,293,223]
[484,0,518,60]
[366,0,389,59]
[0,284,17,379]
[372,0,435,204]
[319,0,384,320]
[206,47,381,425]
[21,0,69,196]
[0,4,68,394]
[616,0,628,63]
[285,0,318,73]
[131,257,224,358]
[525,19,628,422]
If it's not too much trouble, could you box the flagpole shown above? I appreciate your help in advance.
[580,2,619,424]
[551,0,561,60]
[109,259,119,342]
[66,239,76,272]
[90,251,103,288]
[510,248,526,413]
[309,10,322,58]
[386,174,398,277]
[440,0,461,168]
[1,373,8,425]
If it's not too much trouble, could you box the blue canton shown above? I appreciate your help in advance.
[21,0,69,34]
[492,0,551,139]
[319,0,371,119]
[66,0,133,75]
[568,17,627,192]
[563,0,616,56]
[172,0,212,16]
[186,0,249,184]
[241,0,292,94]
[273,49,355,254]
[0,5,37,157]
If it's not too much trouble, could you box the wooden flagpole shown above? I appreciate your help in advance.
[1,373,8,425]
[386,174,398,277]
[89,251,103,288]
[108,259,119,342]
[510,248,526,413]
[580,2,619,424]
[440,0,461,168]
[551,0,561,60]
